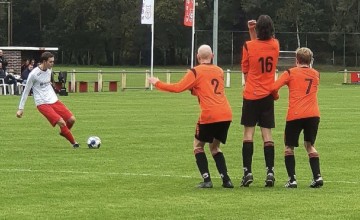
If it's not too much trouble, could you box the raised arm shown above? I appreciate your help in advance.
[248,20,257,40]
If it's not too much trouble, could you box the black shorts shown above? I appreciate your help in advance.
[241,95,275,128]
[284,117,320,147]
[195,121,231,144]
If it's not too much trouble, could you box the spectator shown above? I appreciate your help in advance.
[21,59,30,73]
[21,64,34,84]
[0,64,20,95]
[0,50,8,71]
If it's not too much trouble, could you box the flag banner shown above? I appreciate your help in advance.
[184,0,194,27]
[141,0,154,24]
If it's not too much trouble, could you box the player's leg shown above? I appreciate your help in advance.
[37,103,78,148]
[194,123,212,188]
[194,139,212,188]
[240,98,257,187]
[209,122,233,188]
[284,119,302,188]
[259,95,276,187]
[303,117,323,188]
[52,101,78,147]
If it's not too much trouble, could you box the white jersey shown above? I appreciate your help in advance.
[18,67,58,110]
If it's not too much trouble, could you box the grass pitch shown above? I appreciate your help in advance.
[0,69,359,219]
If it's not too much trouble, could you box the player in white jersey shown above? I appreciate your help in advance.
[16,52,79,148]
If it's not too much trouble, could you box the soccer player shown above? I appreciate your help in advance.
[240,15,280,187]
[272,47,323,188]
[16,52,79,148]
[148,44,234,188]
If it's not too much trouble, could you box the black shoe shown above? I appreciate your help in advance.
[73,143,80,148]
[197,181,213,188]
[284,180,297,188]
[310,176,323,188]
[222,180,234,188]
[240,173,253,187]
[265,173,275,187]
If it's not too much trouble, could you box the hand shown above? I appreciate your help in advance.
[248,20,256,30]
[272,92,279,101]
[148,77,160,85]
[16,109,23,118]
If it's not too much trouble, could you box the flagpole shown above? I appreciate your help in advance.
[191,0,195,68]
[151,22,154,90]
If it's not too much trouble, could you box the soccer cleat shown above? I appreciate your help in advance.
[310,176,323,188]
[222,180,234,188]
[284,180,297,188]
[197,181,213,188]
[72,143,80,148]
[265,173,275,187]
[240,173,254,187]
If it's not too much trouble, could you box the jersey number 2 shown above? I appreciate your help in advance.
[211,79,221,94]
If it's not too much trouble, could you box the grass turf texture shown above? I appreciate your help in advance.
[1,69,360,219]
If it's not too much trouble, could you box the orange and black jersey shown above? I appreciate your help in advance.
[155,64,232,124]
[241,38,280,100]
[272,67,320,121]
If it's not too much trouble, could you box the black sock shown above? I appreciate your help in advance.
[242,141,253,175]
[309,157,321,179]
[264,142,275,174]
[285,155,296,181]
[213,152,230,182]
[195,152,211,182]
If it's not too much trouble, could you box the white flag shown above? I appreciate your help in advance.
[141,0,154,25]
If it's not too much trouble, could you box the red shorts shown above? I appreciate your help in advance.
[37,101,73,127]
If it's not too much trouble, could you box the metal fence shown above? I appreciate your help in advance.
[55,31,360,68]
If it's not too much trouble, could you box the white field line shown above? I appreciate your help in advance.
[0,168,358,184]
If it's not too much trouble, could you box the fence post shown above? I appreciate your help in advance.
[166,70,171,83]
[70,69,76,92]
[241,72,245,86]
[121,71,126,91]
[145,70,150,89]
[98,70,103,92]
[225,69,231,88]
[343,69,348,84]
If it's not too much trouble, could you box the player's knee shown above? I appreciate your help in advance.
[308,151,319,158]
[68,116,76,124]
[284,147,294,156]
[194,147,205,155]
[56,118,66,127]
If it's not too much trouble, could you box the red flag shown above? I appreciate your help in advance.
[184,0,194,27]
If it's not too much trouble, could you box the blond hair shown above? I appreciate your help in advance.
[296,47,313,65]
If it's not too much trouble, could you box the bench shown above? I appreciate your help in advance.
[78,80,120,92]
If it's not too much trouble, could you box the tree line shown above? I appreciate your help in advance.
[1,0,360,66]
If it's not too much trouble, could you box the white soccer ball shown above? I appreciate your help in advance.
[87,136,101,149]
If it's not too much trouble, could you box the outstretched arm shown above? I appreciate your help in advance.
[148,71,196,93]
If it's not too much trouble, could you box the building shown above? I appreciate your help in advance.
[0,46,58,74]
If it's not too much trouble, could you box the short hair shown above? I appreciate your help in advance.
[39,52,54,63]
[296,47,313,65]
[256,15,275,40]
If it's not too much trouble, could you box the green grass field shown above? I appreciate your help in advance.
[1,68,360,219]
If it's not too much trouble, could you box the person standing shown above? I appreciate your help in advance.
[16,52,79,148]
[148,45,234,188]
[240,15,280,187]
[272,47,323,188]
[0,49,8,71]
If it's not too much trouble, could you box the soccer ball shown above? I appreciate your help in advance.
[87,136,101,149]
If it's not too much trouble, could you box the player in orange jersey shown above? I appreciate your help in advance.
[272,47,323,188]
[148,45,234,189]
[240,15,280,187]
